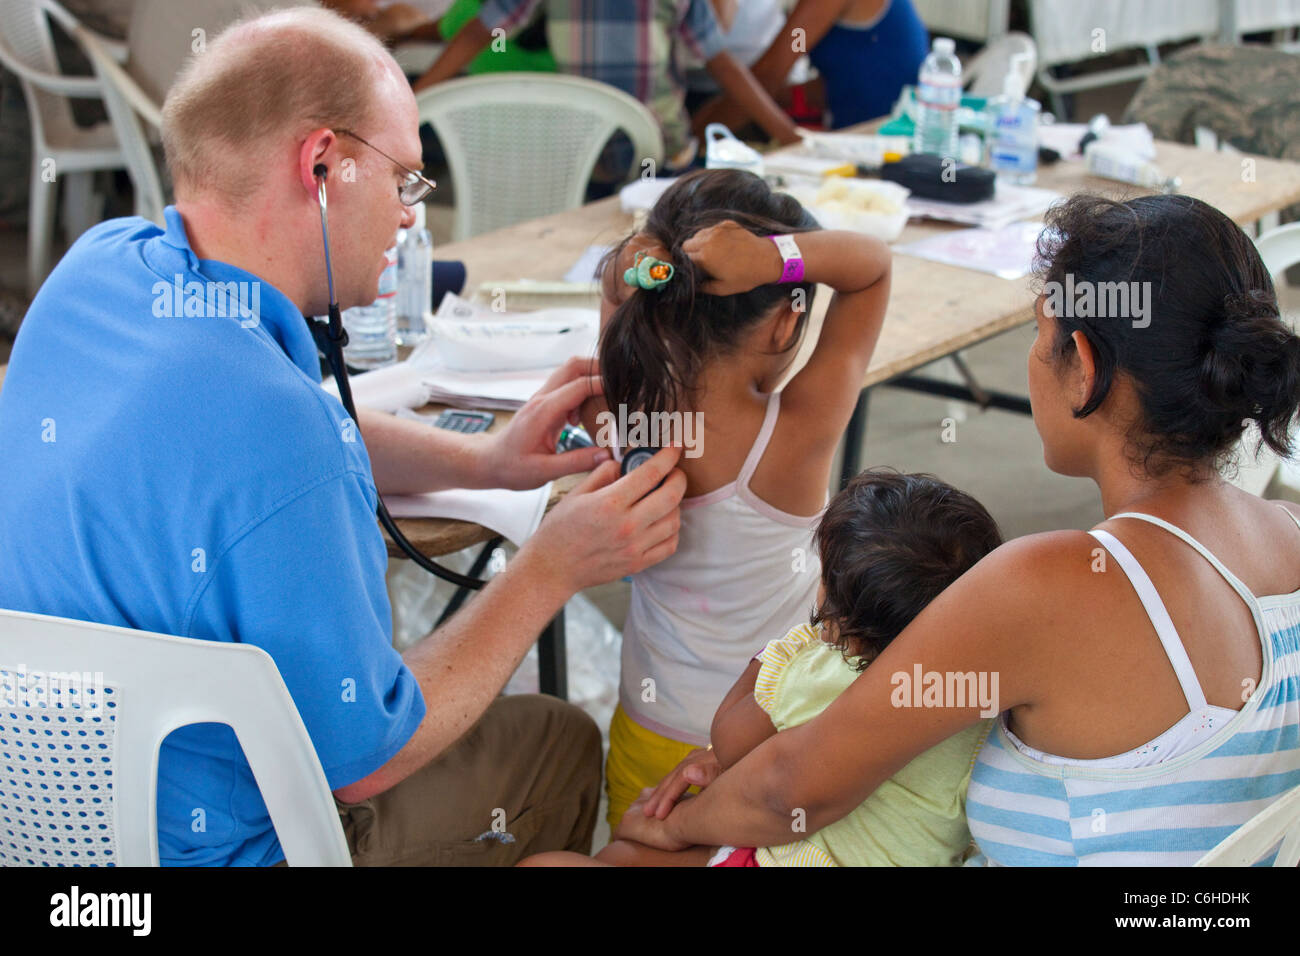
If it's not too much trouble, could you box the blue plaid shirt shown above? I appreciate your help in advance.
[477,0,726,155]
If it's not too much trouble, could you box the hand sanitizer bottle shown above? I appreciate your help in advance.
[989,54,1040,185]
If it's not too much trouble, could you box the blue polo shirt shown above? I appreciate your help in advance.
[0,208,425,866]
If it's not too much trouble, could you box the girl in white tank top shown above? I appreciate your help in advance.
[583,168,893,826]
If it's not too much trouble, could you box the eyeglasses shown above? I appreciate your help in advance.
[338,129,437,206]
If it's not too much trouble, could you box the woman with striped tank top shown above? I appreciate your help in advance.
[614,192,1300,866]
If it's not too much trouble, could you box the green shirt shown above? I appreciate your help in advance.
[442,0,556,75]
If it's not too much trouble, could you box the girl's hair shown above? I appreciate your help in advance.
[1034,193,1300,477]
[598,168,819,419]
[811,469,1003,670]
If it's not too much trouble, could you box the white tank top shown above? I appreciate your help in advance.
[619,392,824,745]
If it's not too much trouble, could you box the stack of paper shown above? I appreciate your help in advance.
[324,293,598,412]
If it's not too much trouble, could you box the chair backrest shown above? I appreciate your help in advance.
[0,0,83,151]
[416,72,664,241]
[1196,782,1300,866]
[1232,0,1300,36]
[1028,0,1219,70]
[73,24,164,224]
[0,608,351,866]
[1255,221,1300,284]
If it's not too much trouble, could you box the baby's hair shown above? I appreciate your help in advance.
[598,168,819,419]
[812,469,1003,670]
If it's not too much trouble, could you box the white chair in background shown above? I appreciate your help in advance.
[1195,781,1300,866]
[1225,222,1300,496]
[0,0,127,296]
[1027,0,1220,120]
[416,72,664,240]
[0,608,352,866]
[1251,221,1300,496]
[72,23,164,226]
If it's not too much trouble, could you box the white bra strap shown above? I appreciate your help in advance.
[737,392,782,487]
[1109,511,1258,610]
[1089,528,1208,711]
[1276,503,1300,535]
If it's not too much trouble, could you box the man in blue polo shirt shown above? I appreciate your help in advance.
[0,7,685,865]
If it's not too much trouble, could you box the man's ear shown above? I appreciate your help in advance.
[1071,329,1098,408]
[298,129,337,197]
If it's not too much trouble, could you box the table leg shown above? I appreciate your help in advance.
[839,389,870,490]
[885,375,1032,415]
[538,607,568,700]
[434,535,502,628]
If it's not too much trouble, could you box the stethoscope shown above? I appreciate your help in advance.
[306,165,662,591]
[307,165,485,590]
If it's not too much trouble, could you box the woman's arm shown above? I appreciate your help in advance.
[410,14,494,91]
[692,0,850,133]
[710,659,777,769]
[618,535,1063,849]
[701,50,802,145]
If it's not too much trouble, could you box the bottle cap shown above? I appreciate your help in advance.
[934,37,956,55]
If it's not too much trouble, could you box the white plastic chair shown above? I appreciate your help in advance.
[0,0,127,295]
[1028,0,1220,119]
[1224,222,1300,495]
[72,23,164,226]
[1195,781,1300,866]
[0,608,352,867]
[1244,221,1300,496]
[416,72,664,240]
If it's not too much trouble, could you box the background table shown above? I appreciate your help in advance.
[393,136,1300,549]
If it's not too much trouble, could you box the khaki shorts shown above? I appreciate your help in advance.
[276,693,602,866]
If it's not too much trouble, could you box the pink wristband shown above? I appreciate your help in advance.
[767,234,804,283]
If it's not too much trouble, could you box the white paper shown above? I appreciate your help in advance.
[383,482,553,547]
[565,244,614,282]
[894,220,1044,280]
[1037,122,1156,162]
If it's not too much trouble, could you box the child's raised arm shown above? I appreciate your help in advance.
[683,223,891,452]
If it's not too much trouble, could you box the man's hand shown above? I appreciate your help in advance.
[614,788,693,852]
[524,445,686,595]
[642,747,721,819]
[479,356,611,489]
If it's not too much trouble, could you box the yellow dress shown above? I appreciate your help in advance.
[753,623,991,867]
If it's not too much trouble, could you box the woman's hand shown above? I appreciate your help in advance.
[682,221,784,296]
[641,747,721,819]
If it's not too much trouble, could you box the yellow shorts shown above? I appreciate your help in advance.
[604,704,700,832]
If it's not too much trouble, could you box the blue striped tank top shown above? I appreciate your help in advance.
[966,509,1300,865]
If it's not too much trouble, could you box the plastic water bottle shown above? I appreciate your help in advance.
[396,202,433,347]
[913,37,962,159]
[342,246,398,369]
